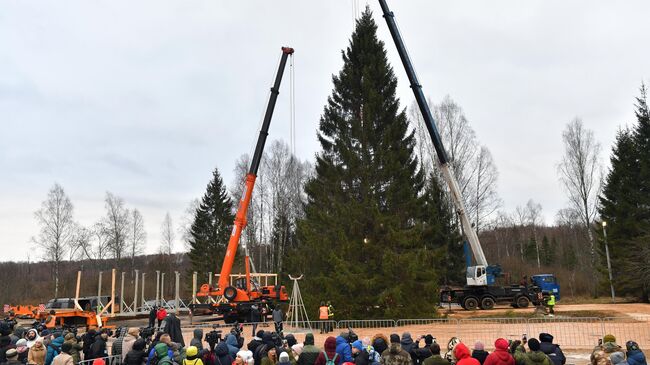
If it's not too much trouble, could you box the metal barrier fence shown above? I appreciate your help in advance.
[79,355,121,365]
[182,317,649,350]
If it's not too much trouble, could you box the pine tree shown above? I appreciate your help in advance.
[289,8,447,318]
[599,84,650,301]
[187,167,235,278]
[540,236,553,266]
[524,237,538,263]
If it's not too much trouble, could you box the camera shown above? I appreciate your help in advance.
[139,326,155,341]
[0,318,17,336]
[346,328,358,344]
[205,328,223,350]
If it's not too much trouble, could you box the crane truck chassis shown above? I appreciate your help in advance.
[440,284,546,310]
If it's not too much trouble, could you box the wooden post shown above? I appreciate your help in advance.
[174,271,180,315]
[134,270,139,313]
[97,271,103,311]
[141,272,146,308]
[155,271,160,307]
[161,272,166,304]
[192,272,197,304]
[111,269,116,316]
[74,271,82,310]
[120,272,125,312]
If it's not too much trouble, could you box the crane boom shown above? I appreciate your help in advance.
[217,46,295,292]
[377,0,488,267]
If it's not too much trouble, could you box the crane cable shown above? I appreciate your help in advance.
[289,53,296,156]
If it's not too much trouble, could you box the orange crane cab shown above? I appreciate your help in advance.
[190,47,293,323]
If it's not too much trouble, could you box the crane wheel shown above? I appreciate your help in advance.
[480,296,495,310]
[224,286,238,301]
[516,296,530,308]
[463,297,479,310]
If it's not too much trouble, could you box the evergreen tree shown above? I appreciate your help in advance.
[289,8,447,318]
[599,84,650,301]
[540,236,553,266]
[187,167,235,278]
[561,241,577,269]
[524,237,538,263]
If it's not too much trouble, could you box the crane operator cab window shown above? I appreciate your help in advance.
[466,265,488,286]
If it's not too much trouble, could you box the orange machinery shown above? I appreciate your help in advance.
[190,47,293,323]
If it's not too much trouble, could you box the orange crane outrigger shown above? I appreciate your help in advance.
[191,47,293,323]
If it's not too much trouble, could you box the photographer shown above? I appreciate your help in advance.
[122,328,141,362]
[414,336,434,365]
[335,333,353,363]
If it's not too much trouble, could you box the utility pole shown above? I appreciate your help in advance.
[602,221,616,303]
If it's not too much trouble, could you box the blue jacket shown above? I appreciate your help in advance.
[225,335,240,359]
[45,337,65,365]
[627,350,647,365]
[335,336,353,363]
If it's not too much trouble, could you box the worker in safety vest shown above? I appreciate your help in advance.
[45,310,57,329]
[318,302,329,334]
[546,294,556,316]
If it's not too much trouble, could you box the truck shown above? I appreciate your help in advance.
[377,0,560,309]
[189,47,293,323]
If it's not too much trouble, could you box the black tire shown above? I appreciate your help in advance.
[516,296,530,308]
[463,297,479,310]
[480,296,496,310]
[224,286,238,301]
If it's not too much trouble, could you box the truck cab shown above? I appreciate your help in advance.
[531,274,560,300]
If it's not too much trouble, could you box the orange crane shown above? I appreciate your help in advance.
[191,47,293,323]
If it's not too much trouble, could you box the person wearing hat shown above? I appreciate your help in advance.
[523,339,551,365]
[7,348,23,365]
[423,343,449,365]
[297,333,320,365]
[453,343,479,365]
[15,338,29,365]
[248,331,265,354]
[591,335,622,365]
[154,343,173,365]
[625,341,646,365]
[314,337,340,365]
[51,343,73,365]
[483,339,513,365]
[378,334,410,365]
[121,328,140,363]
[183,346,203,365]
[63,333,82,365]
[27,339,46,365]
[413,336,433,365]
[538,333,565,365]
[44,333,64,365]
[610,352,629,365]
[471,342,489,365]
[277,352,292,365]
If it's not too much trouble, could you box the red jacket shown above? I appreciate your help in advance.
[455,343,480,365]
[315,337,341,365]
[156,308,167,320]
[483,339,514,365]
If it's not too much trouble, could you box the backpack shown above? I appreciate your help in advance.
[324,352,338,365]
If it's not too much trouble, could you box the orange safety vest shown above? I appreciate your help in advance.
[319,306,329,320]
[45,315,56,329]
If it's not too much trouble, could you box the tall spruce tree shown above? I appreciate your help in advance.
[187,167,235,278]
[289,8,451,318]
[599,84,650,301]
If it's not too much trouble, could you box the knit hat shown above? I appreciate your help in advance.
[474,341,484,351]
[528,338,540,351]
[352,340,364,352]
[186,346,199,357]
[6,349,18,359]
[626,341,640,351]
[390,334,400,344]
[16,339,27,348]
[292,344,303,356]
[603,334,616,343]
[539,333,553,343]
[279,352,290,362]
[495,338,509,351]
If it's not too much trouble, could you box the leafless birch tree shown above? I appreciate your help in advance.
[101,192,130,262]
[160,212,174,255]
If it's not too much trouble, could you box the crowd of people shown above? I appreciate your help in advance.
[0,314,647,365]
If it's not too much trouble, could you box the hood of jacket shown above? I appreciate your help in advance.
[324,337,337,353]
[335,336,347,348]
[604,343,622,354]
[215,342,230,356]
[226,334,239,348]
[495,339,509,351]
[610,352,626,365]
[193,329,203,340]
[304,333,315,346]
[454,343,470,360]
[491,349,513,362]
[154,343,169,359]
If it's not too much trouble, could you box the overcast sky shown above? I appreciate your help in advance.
[1,1,648,262]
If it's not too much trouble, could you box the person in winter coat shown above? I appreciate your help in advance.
[190,330,204,352]
[413,336,434,365]
[524,339,551,365]
[121,328,140,362]
[154,343,174,365]
[44,334,64,365]
[423,343,449,365]
[298,333,320,365]
[183,346,204,365]
[610,353,628,365]
[225,335,241,359]
[81,330,96,361]
[471,342,489,365]
[88,331,108,361]
[215,342,235,365]
[276,352,292,365]
[454,343,480,365]
[379,334,410,365]
[625,341,646,365]
[399,333,416,364]
[352,340,379,365]
[15,339,28,365]
[261,347,279,365]
[509,341,526,365]
[156,308,167,329]
[314,337,341,365]
[248,332,265,354]
[483,339,513,365]
[27,339,45,365]
[62,334,81,365]
[250,306,262,337]
[272,308,284,336]
[6,349,23,365]
[335,334,353,363]
[538,334,565,365]
[1,333,16,364]
[371,336,388,359]
[26,331,40,350]
[124,339,147,365]
[111,328,127,358]
[149,307,157,329]
[163,314,185,347]
[592,335,623,365]
[51,343,73,365]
